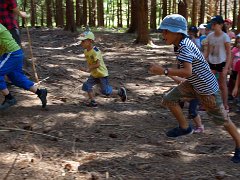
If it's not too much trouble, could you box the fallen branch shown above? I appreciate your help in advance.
[99,124,133,127]
[34,76,49,85]
[0,127,73,143]
[3,153,19,180]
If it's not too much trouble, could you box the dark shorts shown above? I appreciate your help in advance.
[9,28,21,45]
[209,62,226,72]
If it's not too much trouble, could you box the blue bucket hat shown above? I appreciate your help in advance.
[158,14,188,36]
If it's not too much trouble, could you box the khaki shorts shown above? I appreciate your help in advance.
[162,81,229,125]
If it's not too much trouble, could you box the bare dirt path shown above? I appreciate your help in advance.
[0,28,239,180]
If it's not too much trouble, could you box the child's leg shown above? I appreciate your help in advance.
[82,76,98,99]
[188,99,204,131]
[99,77,113,96]
[199,91,240,161]
[219,71,229,110]
[162,81,196,137]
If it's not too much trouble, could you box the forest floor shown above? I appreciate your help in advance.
[0,28,240,180]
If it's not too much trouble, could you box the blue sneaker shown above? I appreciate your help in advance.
[231,148,240,163]
[0,97,17,110]
[166,126,193,137]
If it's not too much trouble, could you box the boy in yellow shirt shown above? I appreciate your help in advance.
[79,31,127,107]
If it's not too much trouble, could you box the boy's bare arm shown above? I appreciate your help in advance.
[149,61,192,78]
[169,76,186,84]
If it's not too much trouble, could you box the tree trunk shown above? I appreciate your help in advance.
[30,0,36,27]
[150,0,156,30]
[56,0,64,27]
[117,0,123,27]
[65,0,76,32]
[199,0,205,25]
[89,0,96,27]
[178,0,188,20]
[97,0,104,27]
[237,0,240,34]
[46,0,53,27]
[83,0,88,26]
[76,0,81,27]
[162,0,167,19]
[233,0,237,30]
[127,0,137,33]
[136,0,149,44]
[191,0,198,25]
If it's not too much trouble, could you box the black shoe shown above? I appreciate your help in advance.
[0,97,17,110]
[118,87,127,102]
[166,126,193,138]
[38,89,47,108]
[85,100,98,107]
[231,148,240,163]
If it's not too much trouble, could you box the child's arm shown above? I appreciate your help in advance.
[169,76,186,84]
[149,61,192,78]
[223,42,232,75]
[79,60,100,73]
[232,72,240,97]
[203,41,209,60]
[88,59,100,71]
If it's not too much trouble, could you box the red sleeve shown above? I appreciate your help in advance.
[235,61,240,72]
[7,0,18,10]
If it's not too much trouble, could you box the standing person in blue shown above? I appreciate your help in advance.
[149,14,240,163]
[78,31,127,107]
[0,24,47,109]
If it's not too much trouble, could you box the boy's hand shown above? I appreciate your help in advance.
[149,64,164,75]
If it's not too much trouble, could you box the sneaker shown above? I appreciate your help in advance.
[231,148,240,163]
[86,100,98,107]
[118,87,127,102]
[0,97,17,110]
[193,125,204,133]
[38,89,47,108]
[166,126,193,138]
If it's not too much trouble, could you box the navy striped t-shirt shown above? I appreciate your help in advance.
[176,37,219,95]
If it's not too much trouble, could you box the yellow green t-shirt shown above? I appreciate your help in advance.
[84,46,108,78]
[0,24,20,56]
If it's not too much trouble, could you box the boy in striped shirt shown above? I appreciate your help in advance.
[149,14,240,163]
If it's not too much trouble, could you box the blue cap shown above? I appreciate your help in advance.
[158,14,188,36]
[210,15,224,24]
[188,26,198,33]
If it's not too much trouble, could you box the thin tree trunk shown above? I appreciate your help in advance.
[150,0,156,30]
[97,0,104,27]
[127,0,137,33]
[136,0,149,44]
